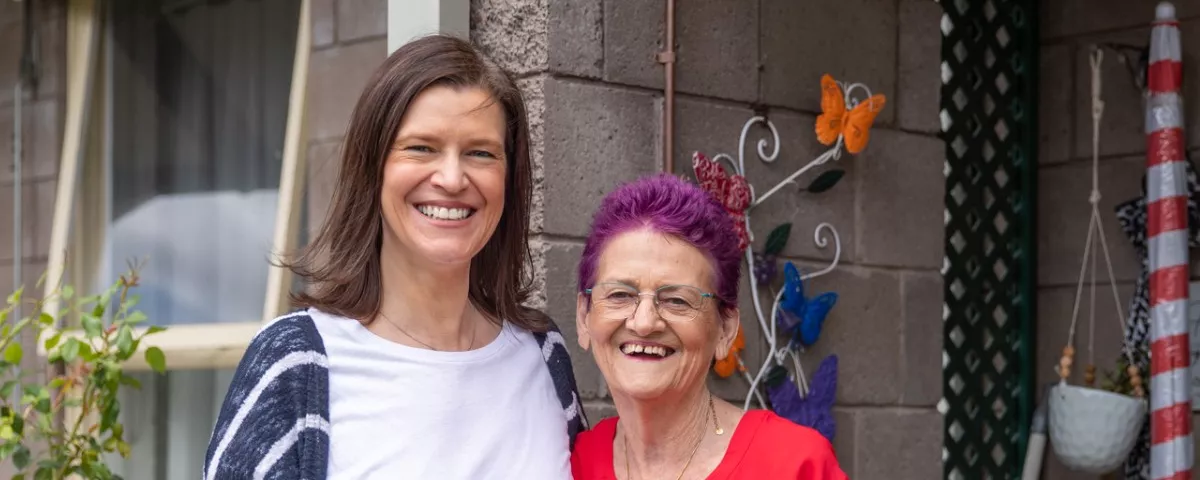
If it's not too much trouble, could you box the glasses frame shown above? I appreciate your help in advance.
[584,282,717,323]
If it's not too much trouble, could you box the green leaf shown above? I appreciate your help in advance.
[33,392,49,415]
[60,285,73,300]
[61,338,80,363]
[145,347,166,373]
[35,415,49,434]
[125,311,147,325]
[12,445,28,470]
[81,314,103,338]
[116,326,134,357]
[0,381,17,399]
[763,223,793,256]
[145,325,166,336]
[3,344,21,366]
[13,474,26,480]
[122,294,141,311]
[805,168,845,193]
[119,375,142,390]
[5,288,22,306]
[36,313,52,327]
[78,342,96,362]
[42,332,61,351]
[33,466,52,480]
[764,365,789,388]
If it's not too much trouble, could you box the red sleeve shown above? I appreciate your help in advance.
[570,418,618,480]
[794,436,849,480]
[730,411,850,480]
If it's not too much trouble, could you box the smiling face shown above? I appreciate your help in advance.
[380,85,508,268]
[576,228,739,402]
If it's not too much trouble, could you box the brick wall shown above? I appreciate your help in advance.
[471,1,947,478]
[1036,1,1200,479]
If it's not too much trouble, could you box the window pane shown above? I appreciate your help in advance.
[100,0,300,325]
[106,369,236,479]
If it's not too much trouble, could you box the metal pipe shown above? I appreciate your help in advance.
[13,84,21,314]
[658,0,676,173]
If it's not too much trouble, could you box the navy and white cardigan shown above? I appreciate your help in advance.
[202,310,588,479]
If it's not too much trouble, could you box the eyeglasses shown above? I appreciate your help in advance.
[584,282,716,323]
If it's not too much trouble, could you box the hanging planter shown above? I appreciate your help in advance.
[1047,47,1148,475]
[1048,379,1146,473]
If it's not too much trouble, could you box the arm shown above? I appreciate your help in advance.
[203,313,330,480]
[530,309,590,447]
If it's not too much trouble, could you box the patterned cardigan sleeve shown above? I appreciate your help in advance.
[530,311,590,448]
[203,312,330,480]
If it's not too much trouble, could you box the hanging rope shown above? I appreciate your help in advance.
[1060,48,1142,395]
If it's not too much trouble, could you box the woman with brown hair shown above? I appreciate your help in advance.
[202,35,584,479]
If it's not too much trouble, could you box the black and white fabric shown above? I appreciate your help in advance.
[1116,155,1200,480]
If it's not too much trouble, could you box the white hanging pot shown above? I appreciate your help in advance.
[1048,382,1146,474]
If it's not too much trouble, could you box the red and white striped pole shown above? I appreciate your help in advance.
[1146,2,1193,479]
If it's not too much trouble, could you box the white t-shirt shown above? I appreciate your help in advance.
[310,308,572,480]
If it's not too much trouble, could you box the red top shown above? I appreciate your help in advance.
[571,410,849,479]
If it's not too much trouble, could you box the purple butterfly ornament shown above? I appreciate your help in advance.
[766,354,838,443]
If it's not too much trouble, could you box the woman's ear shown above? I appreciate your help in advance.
[576,294,590,351]
[714,307,740,360]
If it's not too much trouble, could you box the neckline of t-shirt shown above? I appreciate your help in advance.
[310,307,520,364]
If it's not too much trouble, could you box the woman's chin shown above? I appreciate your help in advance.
[607,373,677,401]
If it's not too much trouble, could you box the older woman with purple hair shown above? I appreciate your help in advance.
[570,174,847,479]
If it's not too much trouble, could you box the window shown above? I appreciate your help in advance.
[49,0,310,367]
[48,0,310,477]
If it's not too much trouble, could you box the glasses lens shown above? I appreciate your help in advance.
[656,286,705,322]
[592,284,638,320]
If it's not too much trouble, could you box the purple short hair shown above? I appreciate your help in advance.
[578,173,742,313]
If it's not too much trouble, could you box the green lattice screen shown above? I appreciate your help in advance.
[940,0,1038,478]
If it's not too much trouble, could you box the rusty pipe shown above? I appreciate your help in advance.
[658,0,676,173]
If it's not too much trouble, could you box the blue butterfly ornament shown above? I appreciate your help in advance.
[775,262,838,349]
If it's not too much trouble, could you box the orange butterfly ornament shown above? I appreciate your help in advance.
[814,74,887,155]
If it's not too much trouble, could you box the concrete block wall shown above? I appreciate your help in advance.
[1036,1,1200,478]
[472,0,947,477]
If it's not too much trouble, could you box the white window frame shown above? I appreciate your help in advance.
[41,0,312,371]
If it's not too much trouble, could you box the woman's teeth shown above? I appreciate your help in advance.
[621,344,672,357]
[417,205,474,220]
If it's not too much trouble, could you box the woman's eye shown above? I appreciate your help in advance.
[405,145,434,153]
[662,297,691,307]
[606,291,635,300]
[468,150,498,159]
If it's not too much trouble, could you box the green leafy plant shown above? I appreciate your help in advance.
[0,264,166,479]
[1099,355,1137,396]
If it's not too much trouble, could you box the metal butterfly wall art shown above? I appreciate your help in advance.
[767,354,838,442]
[776,262,838,350]
[815,74,887,155]
[692,151,752,251]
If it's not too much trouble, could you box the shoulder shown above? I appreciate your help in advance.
[204,309,331,479]
[734,410,847,478]
[574,417,617,453]
[571,417,617,477]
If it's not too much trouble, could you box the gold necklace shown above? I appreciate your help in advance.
[622,394,724,480]
[379,311,478,351]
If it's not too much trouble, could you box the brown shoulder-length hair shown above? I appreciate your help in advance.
[285,34,548,332]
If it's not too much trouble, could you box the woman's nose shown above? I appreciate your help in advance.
[625,296,664,336]
[430,153,468,193]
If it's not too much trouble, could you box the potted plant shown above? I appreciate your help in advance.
[1048,348,1146,474]
[0,265,167,479]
